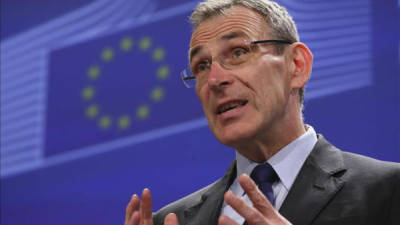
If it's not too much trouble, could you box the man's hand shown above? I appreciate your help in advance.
[219,174,292,225]
[125,188,179,225]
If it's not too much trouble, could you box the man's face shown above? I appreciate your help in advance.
[190,6,293,148]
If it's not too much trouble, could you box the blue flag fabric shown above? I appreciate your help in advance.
[46,14,202,157]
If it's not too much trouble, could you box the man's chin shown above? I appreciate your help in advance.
[214,129,254,148]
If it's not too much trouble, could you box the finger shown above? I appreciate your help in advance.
[140,188,153,225]
[218,215,240,225]
[238,174,275,216]
[129,211,140,225]
[224,191,265,225]
[126,209,140,225]
[239,175,292,225]
[164,213,179,225]
[125,194,140,224]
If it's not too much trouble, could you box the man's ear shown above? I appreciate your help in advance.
[288,42,313,90]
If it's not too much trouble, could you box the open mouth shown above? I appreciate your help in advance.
[217,100,248,115]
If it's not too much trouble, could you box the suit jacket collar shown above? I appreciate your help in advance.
[180,135,346,225]
[279,135,347,225]
[182,161,237,225]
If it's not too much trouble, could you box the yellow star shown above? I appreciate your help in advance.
[82,86,95,100]
[120,37,133,51]
[101,47,114,61]
[139,37,151,51]
[152,47,165,61]
[85,104,99,118]
[99,116,112,129]
[151,87,165,102]
[157,66,170,80]
[136,105,150,120]
[87,65,100,80]
[118,115,131,129]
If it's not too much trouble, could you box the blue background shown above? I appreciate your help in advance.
[1,0,399,224]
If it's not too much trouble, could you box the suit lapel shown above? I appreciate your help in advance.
[279,135,347,225]
[183,162,237,225]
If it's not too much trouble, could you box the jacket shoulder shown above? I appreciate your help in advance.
[314,135,400,179]
[341,150,400,178]
[342,151,400,174]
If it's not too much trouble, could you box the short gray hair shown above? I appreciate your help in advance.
[190,0,299,42]
[190,0,305,107]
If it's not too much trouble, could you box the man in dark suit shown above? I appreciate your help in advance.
[124,0,400,225]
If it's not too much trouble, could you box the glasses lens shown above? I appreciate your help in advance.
[181,69,196,88]
[222,39,252,68]
[182,38,254,89]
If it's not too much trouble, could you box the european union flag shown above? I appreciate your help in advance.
[45,14,202,157]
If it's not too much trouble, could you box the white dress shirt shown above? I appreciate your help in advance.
[220,126,318,224]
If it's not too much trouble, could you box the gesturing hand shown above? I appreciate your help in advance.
[125,188,179,225]
[219,174,292,225]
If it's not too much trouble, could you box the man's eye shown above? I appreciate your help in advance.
[192,61,210,75]
[232,48,248,58]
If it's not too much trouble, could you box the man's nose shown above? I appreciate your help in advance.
[206,62,233,90]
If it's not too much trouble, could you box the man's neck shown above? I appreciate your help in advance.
[235,116,306,163]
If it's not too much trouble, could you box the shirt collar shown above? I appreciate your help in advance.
[235,125,318,191]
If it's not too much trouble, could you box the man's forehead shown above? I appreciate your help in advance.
[189,6,269,48]
[189,31,249,61]
[191,30,249,50]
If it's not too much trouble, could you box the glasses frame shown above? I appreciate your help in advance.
[181,39,293,88]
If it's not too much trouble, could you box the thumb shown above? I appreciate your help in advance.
[164,213,179,225]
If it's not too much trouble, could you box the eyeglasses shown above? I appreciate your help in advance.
[181,39,292,88]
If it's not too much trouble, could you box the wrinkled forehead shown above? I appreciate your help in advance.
[189,31,251,62]
[189,6,270,51]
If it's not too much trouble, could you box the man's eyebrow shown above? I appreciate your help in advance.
[189,46,202,62]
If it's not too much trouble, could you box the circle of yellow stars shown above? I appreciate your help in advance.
[81,36,170,130]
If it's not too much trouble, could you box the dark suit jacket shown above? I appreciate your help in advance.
[153,135,400,225]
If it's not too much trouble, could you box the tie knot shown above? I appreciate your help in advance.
[250,163,278,184]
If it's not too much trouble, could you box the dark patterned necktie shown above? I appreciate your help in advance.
[243,163,278,225]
